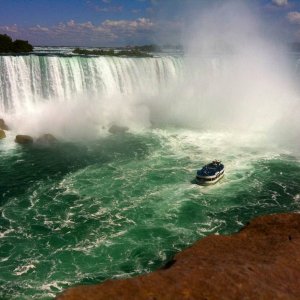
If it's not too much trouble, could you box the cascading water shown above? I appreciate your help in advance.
[0,55,184,138]
[0,50,299,300]
[0,55,182,113]
[1,1,300,298]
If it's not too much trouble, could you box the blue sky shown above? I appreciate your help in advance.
[1,0,300,46]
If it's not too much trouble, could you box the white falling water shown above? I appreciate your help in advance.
[0,55,184,138]
[0,52,298,144]
[0,55,183,113]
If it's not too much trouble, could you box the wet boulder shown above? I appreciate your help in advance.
[108,125,129,134]
[0,118,9,130]
[0,129,6,139]
[15,135,33,144]
[36,133,57,145]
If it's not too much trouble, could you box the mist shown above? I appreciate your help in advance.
[140,0,300,153]
[153,1,299,135]
[1,1,300,147]
[3,92,151,140]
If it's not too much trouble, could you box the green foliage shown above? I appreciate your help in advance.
[73,47,153,58]
[116,49,152,57]
[133,44,161,52]
[12,40,33,53]
[0,33,33,53]
[0,34,13,52]
[73,48,115,56]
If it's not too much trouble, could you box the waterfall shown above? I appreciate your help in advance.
[1,52,297,137]
[0,55,183,114]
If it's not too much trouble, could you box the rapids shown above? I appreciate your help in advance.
[0,52,300,299]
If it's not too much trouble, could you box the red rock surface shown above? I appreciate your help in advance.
[57,213,300,300]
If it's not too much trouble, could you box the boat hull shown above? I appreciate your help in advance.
[196,172,224,185]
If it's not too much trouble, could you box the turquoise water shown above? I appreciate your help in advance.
[1,128,299,299]
[0,51,300,299]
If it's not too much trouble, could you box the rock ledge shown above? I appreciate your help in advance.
[57,213,300,300]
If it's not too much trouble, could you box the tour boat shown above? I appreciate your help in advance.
[196,160,224,185]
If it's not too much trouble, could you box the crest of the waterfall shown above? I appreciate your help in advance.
[0,55,182,139]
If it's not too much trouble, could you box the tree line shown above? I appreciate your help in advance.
[73,47,152,57]
[0,34,33,53]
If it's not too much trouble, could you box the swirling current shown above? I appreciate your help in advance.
[0,52,300,299]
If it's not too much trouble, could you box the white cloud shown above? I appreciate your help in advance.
[287,11,300,24]
[0,24,18,33]
[29,25,49,32]
[103,18,154,30]
[272,0,288,6]
[0,17,182,46]
[5,18,156,46]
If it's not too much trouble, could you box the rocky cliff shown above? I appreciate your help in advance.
[57,213,300,300]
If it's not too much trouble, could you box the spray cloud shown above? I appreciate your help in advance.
[155,1,300,137]
[1,1,299,147]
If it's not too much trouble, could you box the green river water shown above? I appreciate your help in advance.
[1,128,299,299]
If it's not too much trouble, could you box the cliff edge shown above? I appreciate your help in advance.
[57,213,300,300]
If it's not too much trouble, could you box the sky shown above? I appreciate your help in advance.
[1,0,300,46]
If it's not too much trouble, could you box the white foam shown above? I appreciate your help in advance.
[294,194,300,202]
[14,263,37,276]
[0,228,14,239]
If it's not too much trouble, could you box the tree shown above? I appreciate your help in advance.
[0,33,33,53]
[0,34,13,52]
[12,40,33,52]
